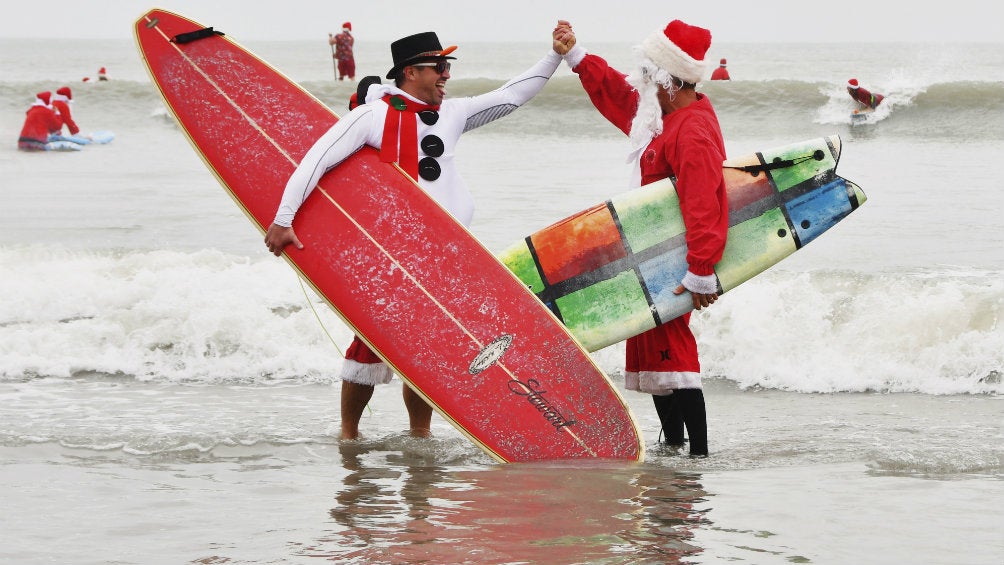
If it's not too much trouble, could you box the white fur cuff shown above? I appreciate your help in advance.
[681,271,719,295]
[564,44,587,69]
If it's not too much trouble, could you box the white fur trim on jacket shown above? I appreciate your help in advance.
[563,44,587,69]
[682,271,719,294]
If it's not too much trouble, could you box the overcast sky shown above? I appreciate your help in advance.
[1,1,996,43]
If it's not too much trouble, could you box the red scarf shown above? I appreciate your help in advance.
[380,94,440,180]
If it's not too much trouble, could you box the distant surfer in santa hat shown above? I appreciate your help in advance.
[51,86,82,137]
[553,18,729,457]
[711,58,730,80]
[82,67,109,83]
[329,22,355,80]
[17,91,62,151]
[847,78,884,109]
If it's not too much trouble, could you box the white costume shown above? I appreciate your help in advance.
[275,50,561,230]
[273,50,562,385]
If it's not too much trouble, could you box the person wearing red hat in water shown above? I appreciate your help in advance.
[553,19,729,457]
[329,22,355,80]
[17,92,63,151]
[847,78,884,109]
[266,27,571,440]
[710,57,730,80]
[51,86,81,136]
[83,67,109,83]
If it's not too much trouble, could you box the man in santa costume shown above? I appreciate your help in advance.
[51,86,81,137]
[554,19,728,456]
[711,58,730,81]
[265,26,573,439]
[17,91,63,151]
[847,78,884,109]
[329,22,355,81]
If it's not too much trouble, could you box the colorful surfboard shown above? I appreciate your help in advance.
[134,9,643,462]
[499,136,866,352]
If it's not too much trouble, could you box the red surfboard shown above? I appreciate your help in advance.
[134,9,643,462]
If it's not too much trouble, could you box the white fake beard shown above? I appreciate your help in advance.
[626,72,662,155]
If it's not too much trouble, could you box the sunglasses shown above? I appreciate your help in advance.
[411,60,451,74]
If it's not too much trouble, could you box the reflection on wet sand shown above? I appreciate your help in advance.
[302,438,710,563]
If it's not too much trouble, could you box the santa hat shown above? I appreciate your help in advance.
[56,86,72,100]
[848,78,859,89]
[720,58,727,65]
[342,22,351,31]
[34,91,51,106]
[640,19,711,85]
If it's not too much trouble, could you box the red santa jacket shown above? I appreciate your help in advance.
[848,85,884,109]
[52,99,80,135]
[572,53,729,277]
[19,105,63,148]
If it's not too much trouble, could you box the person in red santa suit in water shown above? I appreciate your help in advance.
[17,91,63,151]
[710,58,730,80]
[553,19,729,456]
[329,22,356,81]
[847,78,884,110]
[50,86,88,141]
[265,25,574,440]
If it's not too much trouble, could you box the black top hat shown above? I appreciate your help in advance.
[386,31,457,79]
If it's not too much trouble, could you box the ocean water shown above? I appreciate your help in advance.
[1,37,1002,564]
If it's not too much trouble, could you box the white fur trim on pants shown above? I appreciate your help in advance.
[625,370,702,395]
[340,359,395,385]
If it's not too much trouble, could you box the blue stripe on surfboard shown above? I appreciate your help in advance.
[606,199,663,327]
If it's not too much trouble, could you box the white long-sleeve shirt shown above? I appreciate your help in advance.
[273,50,562,228]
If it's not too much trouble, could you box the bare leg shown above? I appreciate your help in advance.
[339,380,375,439]
[401,383,433,437]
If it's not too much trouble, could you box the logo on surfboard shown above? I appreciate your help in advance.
[470,335,579,432]
[508,378,577,431]
[468,334,513,375]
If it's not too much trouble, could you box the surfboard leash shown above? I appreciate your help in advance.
[724,149,826,176]
[296,274,381,417]
[297,274,345,358]
[296,275,380,417]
